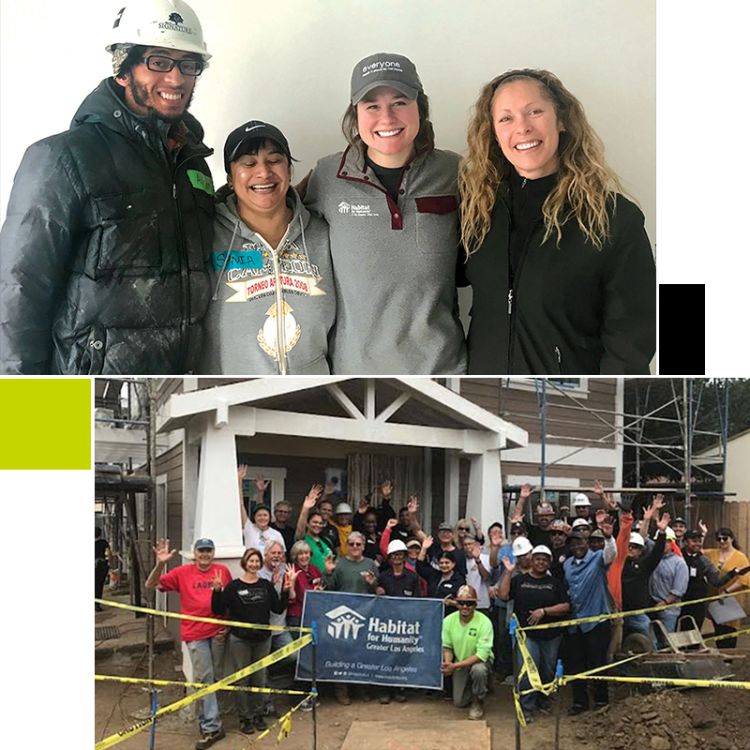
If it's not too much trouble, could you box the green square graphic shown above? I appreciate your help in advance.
[0,379,91,469]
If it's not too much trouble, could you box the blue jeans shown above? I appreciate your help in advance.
[516,636,561,714]
[186,636,226,734]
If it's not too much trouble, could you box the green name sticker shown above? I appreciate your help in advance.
[187,169,215,196]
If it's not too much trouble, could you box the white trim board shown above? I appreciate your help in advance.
[502,442,619,468]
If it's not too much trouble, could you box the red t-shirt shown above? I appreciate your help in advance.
[159,563,232,642]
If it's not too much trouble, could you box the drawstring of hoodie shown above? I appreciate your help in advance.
[212,219,241,300]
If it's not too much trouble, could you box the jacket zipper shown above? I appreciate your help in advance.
[172,145,214,372]
[258,227,291,374]
[555,345,562,374]
[506,213,545,371]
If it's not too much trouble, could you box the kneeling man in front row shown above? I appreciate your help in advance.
[441,584,493,719]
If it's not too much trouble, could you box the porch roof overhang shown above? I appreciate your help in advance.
[157,378,527,454]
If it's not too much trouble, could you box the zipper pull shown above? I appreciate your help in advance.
[172,184,177,200]
[507,289,514,315]
[521,178,527,188]
[555,346,561,365]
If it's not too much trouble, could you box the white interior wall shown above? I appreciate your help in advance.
[0,0,655,232]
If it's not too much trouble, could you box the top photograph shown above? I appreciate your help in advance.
[0,0,655,376]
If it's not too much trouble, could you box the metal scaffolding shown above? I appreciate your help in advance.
[500,378,733,526]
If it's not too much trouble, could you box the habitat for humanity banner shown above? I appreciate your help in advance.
[295,590,443,689]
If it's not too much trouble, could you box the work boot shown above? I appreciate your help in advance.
[334,684,351,705]
[195,728,226,749]
[253,715,268,731]
[469,698,484,720]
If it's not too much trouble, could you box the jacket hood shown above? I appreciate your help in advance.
[215,187,312,247]
[71,78,206,145]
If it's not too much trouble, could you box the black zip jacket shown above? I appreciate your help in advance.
[683,551,734,601]
[0,78,214,374]
[621,531,666,612]
[460,187,655,374]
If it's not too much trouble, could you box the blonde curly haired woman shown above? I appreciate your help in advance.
[458,69,655,375]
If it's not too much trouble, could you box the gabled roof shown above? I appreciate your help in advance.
[158,377,527,450]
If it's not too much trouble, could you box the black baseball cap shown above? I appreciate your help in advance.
[684,530,702,540]
[224,120,294,172]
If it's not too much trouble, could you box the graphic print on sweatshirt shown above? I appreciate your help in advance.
[211,241,326,364]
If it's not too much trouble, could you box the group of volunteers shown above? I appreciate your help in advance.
[0,0,656,376]
[140,469,750,749]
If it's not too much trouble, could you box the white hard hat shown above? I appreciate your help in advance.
[629,532,645,547]
[573,493,591,507]
[335,502,353,515]
[531,545,552,557]
[512,536,533,557]
[386,540,408,556]
[665,527,676,541]
[572,518,591,529]
[106,0,211,59]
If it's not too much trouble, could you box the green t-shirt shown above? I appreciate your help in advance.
[322,556,378,594]
[305,534,333,572]
[441,610,494,663]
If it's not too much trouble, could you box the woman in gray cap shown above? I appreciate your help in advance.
[201,121,335,374]
[304,53,466,375]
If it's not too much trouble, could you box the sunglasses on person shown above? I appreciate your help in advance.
[141,54,205,76]
[457,526,470,532]
[716,535,730,542]
[349,542,364,547]
[456,601,477,607]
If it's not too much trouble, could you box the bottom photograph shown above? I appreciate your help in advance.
[94,377,750,750]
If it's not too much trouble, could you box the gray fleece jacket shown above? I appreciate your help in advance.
[200,189,334,374]
[305,145,467,375]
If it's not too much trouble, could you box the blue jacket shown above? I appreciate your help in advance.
[563,549,611,633]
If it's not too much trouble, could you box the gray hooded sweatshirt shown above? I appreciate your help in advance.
[200,188,334,374]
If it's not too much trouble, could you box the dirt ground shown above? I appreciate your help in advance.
[95,643,750,750]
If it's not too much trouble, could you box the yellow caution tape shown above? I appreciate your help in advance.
[94,633,311,749]
[519,590,742,633]
[95,597,312,633]
[94,674,308,696]
[253,694,308,745]
[513,619,543,690]
[515,625,644,696]
[512,688,527,727]
[703,625,750,643]
[582,675,750,690]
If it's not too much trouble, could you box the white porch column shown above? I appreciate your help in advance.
[466,449,504,532]
[444,450,460,523]
[190,415,245,562]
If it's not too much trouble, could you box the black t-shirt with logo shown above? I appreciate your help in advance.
[377,568,420,598]
[509,572,569,640]
[211,577,288,641]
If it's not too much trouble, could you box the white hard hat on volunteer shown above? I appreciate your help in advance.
[386,539,408,555]
[573,493,591,507]
[106,0,211,59]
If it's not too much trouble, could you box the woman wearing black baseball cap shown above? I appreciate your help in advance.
[200,120,335,374]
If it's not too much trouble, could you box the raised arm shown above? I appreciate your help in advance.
[145,538,176,590]
[295,484,323,540]
[511,483,533,523]
[238,464,249,529]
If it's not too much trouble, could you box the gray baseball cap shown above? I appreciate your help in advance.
[350,52,423,104]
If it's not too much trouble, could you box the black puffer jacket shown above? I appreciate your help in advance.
[0,78,214,374]
[460,189,655,375]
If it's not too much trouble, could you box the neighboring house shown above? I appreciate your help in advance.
[694,427,750,555]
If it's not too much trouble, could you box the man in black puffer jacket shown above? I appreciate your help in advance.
[0,0,214,375]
